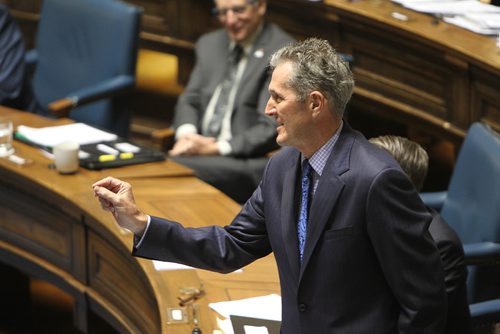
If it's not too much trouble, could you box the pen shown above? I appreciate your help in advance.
[98,152,134,162]
[391,12,409,22]
[97,143,120,155]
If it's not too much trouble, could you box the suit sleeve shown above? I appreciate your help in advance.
[132,185,272,273]
[366,168,447,333]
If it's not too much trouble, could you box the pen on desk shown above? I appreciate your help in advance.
[391,11,409,22]
[96,143,120,155]
[98,152,134,162]
[8,154,32,166]
[119,152,134,159]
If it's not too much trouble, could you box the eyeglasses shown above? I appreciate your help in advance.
[212,0,258,20]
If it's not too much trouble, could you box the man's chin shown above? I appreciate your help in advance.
[229,31,247,44]
[276,136,288,147]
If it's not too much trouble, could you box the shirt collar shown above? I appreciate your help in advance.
[229,23,263,57]
[303,120,343,177]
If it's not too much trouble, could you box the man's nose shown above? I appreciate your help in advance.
[265,100,275,115]
[225,10,238,26]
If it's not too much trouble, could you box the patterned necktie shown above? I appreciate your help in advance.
[206,44,243,137]
[298,160,312,263]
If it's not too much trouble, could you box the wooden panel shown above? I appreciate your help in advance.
[0,172,85,281]
[470,67,500,133]
[267,0,340,43]
[340,17,470,138]
[87,229,160,334]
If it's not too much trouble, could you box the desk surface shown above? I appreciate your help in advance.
[0,106,280,333]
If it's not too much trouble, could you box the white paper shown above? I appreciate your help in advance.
[153,260,196,271]
[444,16,500,35]
[399,0,500,15]
[243,325,269,334]
[209,294,282,321]
[463,13,500,28]
[17,123,117,148]
[392,0,460,5]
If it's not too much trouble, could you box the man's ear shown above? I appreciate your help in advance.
[309,91,325,117]
[258,0,267,16]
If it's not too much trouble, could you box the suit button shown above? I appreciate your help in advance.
[298,303,307,312]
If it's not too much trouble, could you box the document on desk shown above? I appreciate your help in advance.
[16,123,117,148]
[444,15,500,35]
[392,0,500,15]
[209,294,282,321]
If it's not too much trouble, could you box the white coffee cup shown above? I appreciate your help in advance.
[0,118,14,157]
[53,141,80,174]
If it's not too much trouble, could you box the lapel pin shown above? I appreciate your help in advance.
[253,48,264,58]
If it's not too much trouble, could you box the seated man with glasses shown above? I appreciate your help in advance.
[169,0,294,203]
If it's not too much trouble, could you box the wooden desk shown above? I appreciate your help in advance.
[0,107,279,333]
[267,0,500,143]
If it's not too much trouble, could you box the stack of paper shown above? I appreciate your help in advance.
[391,0,500,35]
[444,13,500,35]
[16,123,117,148]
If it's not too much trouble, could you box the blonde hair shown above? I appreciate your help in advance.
[369,135,429,191]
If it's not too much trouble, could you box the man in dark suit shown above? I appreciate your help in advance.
[93,38,447,333]
[169,0,294,203]
[369,135,472,334]
[0,4,38,113]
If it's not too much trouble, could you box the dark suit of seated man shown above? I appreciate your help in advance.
[369,135,472,334]
[169,0,294,203]
[0,4,39,113]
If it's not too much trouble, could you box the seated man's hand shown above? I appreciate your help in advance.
[169,134,219,156]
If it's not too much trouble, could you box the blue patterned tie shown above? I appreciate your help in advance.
[298,160,312,263]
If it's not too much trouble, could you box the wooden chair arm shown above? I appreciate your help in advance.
[48,97,76,118]
[151,127,176,151]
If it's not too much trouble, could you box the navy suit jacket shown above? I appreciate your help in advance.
[135,123,447,333]
[172,22,294,158]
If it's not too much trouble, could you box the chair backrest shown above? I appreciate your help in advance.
[440,122,500,303]
[441,122,500,244]
[32,0,141,137]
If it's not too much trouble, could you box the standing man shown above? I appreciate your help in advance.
[169,0,294,203]
[93,38,447,333]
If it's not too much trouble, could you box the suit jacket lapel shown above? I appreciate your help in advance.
[281,152,301,280]
[299,126,354,279]
[213,38,231,86]
[239,23,271,88]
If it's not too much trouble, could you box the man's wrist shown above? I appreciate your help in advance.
[217,140,232,155]
[132,212,149,236]
[175,124,197,139]
[134,215,151,248]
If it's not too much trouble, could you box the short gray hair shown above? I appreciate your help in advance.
[269,38,354,118]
